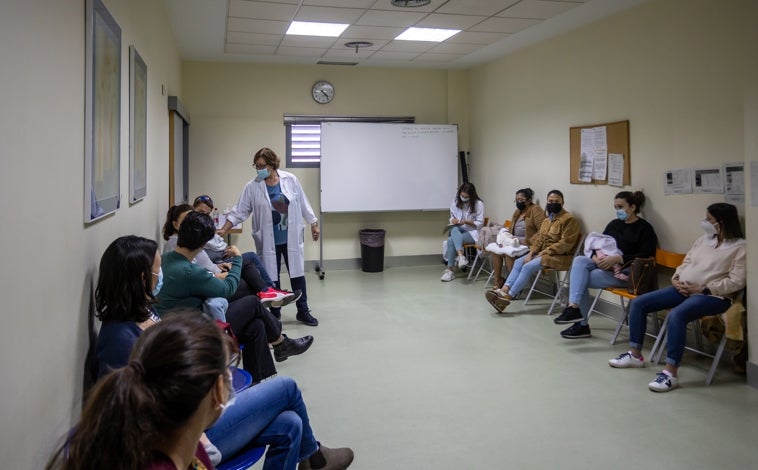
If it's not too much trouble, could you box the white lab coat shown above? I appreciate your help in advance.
[448,199,485,244]
[226,170,318,279]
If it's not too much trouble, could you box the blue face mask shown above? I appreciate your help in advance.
[257,168,270,180]
[151,268,163,297]
[616,209,629,221]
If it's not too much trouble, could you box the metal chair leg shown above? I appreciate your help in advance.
[610,297,630,345]
[466,250,481,281]
[705,334,728,385]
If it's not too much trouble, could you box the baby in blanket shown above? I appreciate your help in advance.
[583,232,627,281]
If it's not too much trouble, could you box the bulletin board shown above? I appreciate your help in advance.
[569,120,630,185]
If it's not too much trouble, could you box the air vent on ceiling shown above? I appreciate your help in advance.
[317,61,358,66]
[391,0,431,7]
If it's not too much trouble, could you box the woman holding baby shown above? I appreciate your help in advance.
[554,190,657,339]
[488,188,546,289]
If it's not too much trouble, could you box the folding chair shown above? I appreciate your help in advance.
[462,217,489,281]
[648,291,744,385]
[586,248,685,345]
[523,232,583,316]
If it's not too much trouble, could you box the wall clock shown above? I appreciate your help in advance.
[311,80,334,104]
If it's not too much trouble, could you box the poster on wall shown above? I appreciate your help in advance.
[692,167,724,194]
[663,168,693,195]
[723,162,744,209]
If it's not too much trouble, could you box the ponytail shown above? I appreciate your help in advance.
[615,190,646,214]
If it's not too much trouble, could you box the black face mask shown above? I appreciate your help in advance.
[516,201,527,211]
[546,202,562,214]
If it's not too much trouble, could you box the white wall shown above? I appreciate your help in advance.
[182,63,468,262]
[469,0,758,376]
[0,0,181,467]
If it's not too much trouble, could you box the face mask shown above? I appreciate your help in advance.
[700,219,718,237]
[516,201,527,211]
[460,196,470,203]
[546,202,562,214]
[616,209,629,221]
[151,268,163,297]
[219,371,237,417]
[257,168,270,180]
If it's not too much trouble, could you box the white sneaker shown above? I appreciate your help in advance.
[457,255,469,268]
[440,270,455,282]
[648,371,678,392]
[609,351,645,368]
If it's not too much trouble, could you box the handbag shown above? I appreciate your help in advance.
[627,256,657,295]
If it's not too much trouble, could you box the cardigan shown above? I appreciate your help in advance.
[529,210,580,270]
[509,203,545,247]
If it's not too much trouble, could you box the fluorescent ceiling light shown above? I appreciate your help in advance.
[286,21,349,37]
[395,27,461,42]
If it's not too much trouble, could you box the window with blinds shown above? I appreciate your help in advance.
[284,115,415,168]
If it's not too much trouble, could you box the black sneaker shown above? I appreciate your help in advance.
[560,322,592,339]
[296,309,319,327]
[273,334,314,362]
[554,306,582,324]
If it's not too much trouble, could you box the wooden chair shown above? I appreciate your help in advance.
[462,217,489,281]
[586,248,685,345]
[523,232,584,316]
[648,291,744,385]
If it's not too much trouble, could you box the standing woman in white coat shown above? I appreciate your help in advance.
[219,147,320,327]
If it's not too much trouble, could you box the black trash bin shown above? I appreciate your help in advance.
[359,229,386,272]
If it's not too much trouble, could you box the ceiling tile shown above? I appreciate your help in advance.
[446,30,507,44]
[276,46,329,57]
[294,6,366,23]
[227,31,282,46]
[228,18,289,34]
[228,0,298,21]
[470,17,541,33]
[414,13,487,29]
[369,0,439,12]
[356,10,428,27]
[413,52,465,63]
[380,40,437,53]
[498,0,578,20]
[225,43,278,55]
[322,48,375,59]
[429,41,481,54]
[437,0,520,16]
[369,50,421,61]
[306,0,376,7]
[337,37,389,49]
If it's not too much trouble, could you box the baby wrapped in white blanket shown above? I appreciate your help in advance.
[485,228,530,257]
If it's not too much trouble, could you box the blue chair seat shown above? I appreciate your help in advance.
[216,444,266,470]
[231,367,253,393]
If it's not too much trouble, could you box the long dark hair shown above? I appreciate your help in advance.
[46,314,230,470]
[177,211,217,250]
[708,203,743,240]
[96,236,158,323]
[162,204,193,241]
[615,191,646,214]
[455,182,483,209]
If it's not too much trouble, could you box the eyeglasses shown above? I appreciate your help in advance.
[227,353,240,368]
[194,195,213,207]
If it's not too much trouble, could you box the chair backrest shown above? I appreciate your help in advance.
[655,248,685,269]
[483,217,490,226]
[572,232,585,257]
[504,219,512,229]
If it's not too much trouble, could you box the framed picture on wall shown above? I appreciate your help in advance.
[84,0,121,222]
[129,45,147,203]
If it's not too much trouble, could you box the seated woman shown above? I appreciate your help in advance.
[485,189,579,313]
[52,314,354,470]
[157,212,313,382]
[487,188,545,288]
[441,182,485,282]
[90,235,352,469]
[163,203,298,310]
[608,203,745,392]
[554,191,657,339]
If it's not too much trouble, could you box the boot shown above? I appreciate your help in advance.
[298,444,354,470]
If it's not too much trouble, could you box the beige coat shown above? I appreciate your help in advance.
[529,210,580,270]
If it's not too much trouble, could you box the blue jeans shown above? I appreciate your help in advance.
[206,376,319,470]
[504,255,544,297]
[446,227,475,267]
[628,286,731,366]
[202,297,229,322]
[568,256,628,325]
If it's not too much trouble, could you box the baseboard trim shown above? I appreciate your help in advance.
[306,254,442,273]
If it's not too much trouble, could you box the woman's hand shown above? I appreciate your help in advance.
[524,252,535,263]
[596,255,621,271]
[450,218,461,225]
[225,245,242,257]
[311,223,320,241]
[215,272,229,280]
[217,263,231,272]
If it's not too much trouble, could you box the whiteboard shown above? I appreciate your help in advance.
[320,122,458,213]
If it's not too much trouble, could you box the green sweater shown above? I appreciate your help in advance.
[156,251,242,314]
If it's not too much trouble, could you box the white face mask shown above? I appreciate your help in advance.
[700,219,718,237]
[218,371,237,417]
[460,196,470,203]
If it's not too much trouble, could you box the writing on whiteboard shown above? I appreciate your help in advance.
[402,126,456,138]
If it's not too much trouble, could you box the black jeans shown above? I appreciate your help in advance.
[226,295,282,381]
[273,243,309,313]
